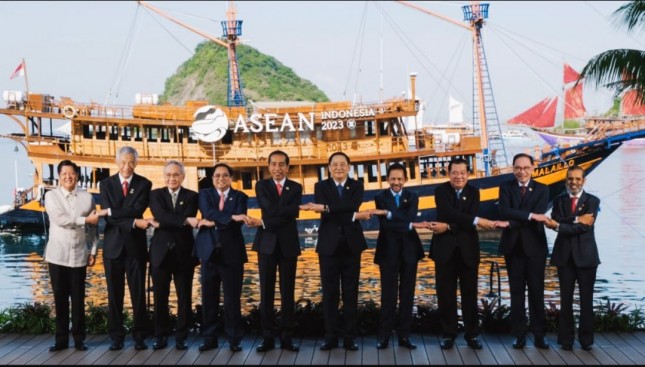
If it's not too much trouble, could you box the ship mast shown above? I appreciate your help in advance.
[137,1,245,107]
[397,1,508,173]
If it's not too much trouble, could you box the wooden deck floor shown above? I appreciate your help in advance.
[1,332,644,365]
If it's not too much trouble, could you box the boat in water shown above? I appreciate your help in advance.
[1,2,644,245]
[509,64,645,148]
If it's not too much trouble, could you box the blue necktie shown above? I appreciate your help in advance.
[337,184,343,198]
[456,190,461,200]
[395,193,400,208]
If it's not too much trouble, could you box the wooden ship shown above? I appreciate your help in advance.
[1,1,643,244]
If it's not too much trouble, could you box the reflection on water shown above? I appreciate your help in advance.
[0,146,644,313]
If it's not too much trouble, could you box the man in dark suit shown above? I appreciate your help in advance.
[497,153,551,350]
[300,152,371,351]
[97,146,153,351]
[194,163,249,353]
[148,160,199,351]
[544,165,599,351]
[429,158,496,350]
[371,163,425,350]
[251,150,303,353]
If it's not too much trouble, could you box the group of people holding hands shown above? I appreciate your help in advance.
[43,145,600,354]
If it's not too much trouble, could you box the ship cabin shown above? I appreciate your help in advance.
[1,87,486,201]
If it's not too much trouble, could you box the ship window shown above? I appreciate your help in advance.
[160,128,172,143]
[148,127,159,141]
[354,164,364,182]
[365,121,375,136]
[368,164,378,183]
[82,124,92,138]
[134,126,142,142]
[318,166,326,181]
[380,162,387,181]
[109,126,118,140]
[379,121,388,135]
[121,127,131,140]
[241,171,253,190]
[408,161,416,180]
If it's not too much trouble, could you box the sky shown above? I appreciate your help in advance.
[0,1,643,198]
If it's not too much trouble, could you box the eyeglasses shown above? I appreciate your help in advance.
[213,174,231,179]
[164,173,183,179]
[513,166,533,172]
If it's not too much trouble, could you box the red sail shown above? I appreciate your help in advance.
[564,83,586,119]
[622,90,645,116]
[508,97,556,128]
[563,63,580,84]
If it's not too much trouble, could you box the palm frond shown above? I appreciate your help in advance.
[579,48,645,104]
[614,0,645,34]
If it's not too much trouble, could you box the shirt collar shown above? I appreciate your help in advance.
[518,180,530,187]
[219,188,230,197]
[274,178,286,186]
[119,175,132,185]
[168,187,181,195]
[390,188,402,197]
[61,187,76,197]
[568,189,583,199]
[334,180,346,187]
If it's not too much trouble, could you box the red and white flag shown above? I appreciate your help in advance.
[9,61,25,80]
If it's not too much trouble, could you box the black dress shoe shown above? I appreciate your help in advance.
[229,342,242,352]
[198,339,218,352]
[398,337,417,350]
[109,341,124,351]
[376,337,389,349]
[561,344,573,351]
[534,336,550,349]
[74,342,88,351]
[49,343,68,352]
[280,339,299,352]
[175,340,189,350]
[581,344,593,351]
[153,337,167,350]
[343,338,359,351]
[256,339,275,353]
[466,337,482,350]
[440,337,455,350]
[134,340,148,351]
[512,336,526,349]
[320,339,338,351]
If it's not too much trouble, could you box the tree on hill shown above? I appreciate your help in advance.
[160,41,329,106]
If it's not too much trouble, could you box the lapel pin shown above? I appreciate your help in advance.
[130,189,134,194]
[528,187,533,192]
[179,201,184,205]
[229,197,233,201]
[403,199,408,203]
[286,186,290,191]
[462,196,467,200]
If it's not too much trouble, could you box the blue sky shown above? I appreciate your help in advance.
[2,1,642,126]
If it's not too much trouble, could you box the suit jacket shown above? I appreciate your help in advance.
[498,179,549,257]
[374,188,423,265]
[252,178,302,257]
[194,187,248,265]
[149,187,199,268]
[314,177,367,255]
[430,181,481,266]
[549,191,601,268]
[100,173,152,260]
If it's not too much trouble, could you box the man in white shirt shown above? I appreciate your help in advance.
[44,160,100,352]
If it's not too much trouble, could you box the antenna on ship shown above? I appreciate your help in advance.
[221,1,245,107]
[397,1,509,174]
[138,1,246,107]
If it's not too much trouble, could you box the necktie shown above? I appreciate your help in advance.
[520,185,527,198]
[219,192,225,211]
[276,183,283,196]
[337,184,343,198]
[571,196,578,213]
[122,180,128,197]
[394,193,400,208]
[456,190,462,201]
[171,191,178,209]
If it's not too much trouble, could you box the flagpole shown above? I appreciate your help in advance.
[22,58,30,95]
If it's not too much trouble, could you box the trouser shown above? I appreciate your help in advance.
[49,263,87,345]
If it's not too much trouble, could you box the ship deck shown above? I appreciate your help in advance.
[1,332,644,365]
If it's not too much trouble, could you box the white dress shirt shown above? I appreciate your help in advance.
[43,187,98,268]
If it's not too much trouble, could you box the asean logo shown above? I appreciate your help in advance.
[191,106,229,143]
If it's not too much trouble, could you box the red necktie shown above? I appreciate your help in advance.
[571,196,578,213]
[276,183,283,196]
[219,192,225,211]
[122,181,128,197]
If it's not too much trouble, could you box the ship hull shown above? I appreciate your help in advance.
[0,140,621,246]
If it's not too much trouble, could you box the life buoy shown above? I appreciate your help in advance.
[62,105,77,119]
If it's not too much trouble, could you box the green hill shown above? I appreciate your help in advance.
[161,41,329,105]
